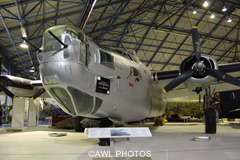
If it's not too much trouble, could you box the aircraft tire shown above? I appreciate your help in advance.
[73,116,85,132]
[98,120,112,146]
[99,138,110,146]
[205,107,216,134]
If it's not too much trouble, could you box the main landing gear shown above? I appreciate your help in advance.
[99,119,113,146]
[73,117,113,146]
[204,87,217,134]
[73,116,85,132]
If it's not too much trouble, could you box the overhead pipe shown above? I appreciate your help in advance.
[78,0,97,30]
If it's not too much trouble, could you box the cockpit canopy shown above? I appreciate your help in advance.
[41,25,88,65]
[43,25,86,53]
[111,48,140,63]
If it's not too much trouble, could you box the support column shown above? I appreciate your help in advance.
[11,98,25,128]
[28,99,37,127]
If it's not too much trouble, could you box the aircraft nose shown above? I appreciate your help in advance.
[37,51,43,62]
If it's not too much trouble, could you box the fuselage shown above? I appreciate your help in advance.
[38,25,166,122]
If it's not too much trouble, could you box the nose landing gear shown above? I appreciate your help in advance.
[73,116,85,132]
[204,87,217,134]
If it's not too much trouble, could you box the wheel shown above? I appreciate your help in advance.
[100,120,113,127]
[205,107,216,134]
[99,138,110,146]
[73,116,85,132]
[98,120,113,146]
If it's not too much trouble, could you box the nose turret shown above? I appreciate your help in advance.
[39,25,94,117]
[39,25,88,66]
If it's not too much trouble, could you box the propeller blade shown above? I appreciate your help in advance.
[192,26,201,62]
[229,108,240,113]
[32,88,46,100]
[204,68,240,86]
[199,94,201,104]
[0,56,2,76]
[163,69,195,93]
[0,86,15,99]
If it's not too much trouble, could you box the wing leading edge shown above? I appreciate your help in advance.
[151,62,240,100]
[0,75,49,99]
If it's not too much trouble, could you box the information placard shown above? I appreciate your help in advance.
[88,127,152,138]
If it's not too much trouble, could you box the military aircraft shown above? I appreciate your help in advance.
[1,25,240,145]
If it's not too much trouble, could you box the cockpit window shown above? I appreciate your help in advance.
[100,50,114,68]
[43,27,64,52]
[112,48,138,62]
[80,42,87,65]
[66,26,84,42]
[50,87,76,115]
[65,26,78,39]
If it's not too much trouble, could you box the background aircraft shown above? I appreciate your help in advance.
[1,25,240,146]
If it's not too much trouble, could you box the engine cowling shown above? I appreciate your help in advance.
[163,26,240,93]
[181,55,218,92]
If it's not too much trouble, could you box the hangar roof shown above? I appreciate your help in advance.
[0,0,239,79]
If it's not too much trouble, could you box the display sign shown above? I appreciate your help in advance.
[96,76,110,94]
[88,127,152,138]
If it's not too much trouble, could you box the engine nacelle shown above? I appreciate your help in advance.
[181,55,218,92]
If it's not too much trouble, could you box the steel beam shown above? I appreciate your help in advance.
[135,1,164,53]
[15,0,34,68]
[208,19,240,58]
[0,11,29,78]
[100,39,236,59]
[96,0,131,42]
[218,42,239,62]
[147,5,190,68]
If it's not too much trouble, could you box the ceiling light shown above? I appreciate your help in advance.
[28,69,35,73]
[193,9,197,14]
[21,27,27,38]
[227,18,232,22]
[203,1,209,7]
[210,13,215,18]
[222,6,227,12]
[20,41,28,48]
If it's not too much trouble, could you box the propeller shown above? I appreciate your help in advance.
[229,108,240,113]
[1,87,15,98]
[204,68,240,86]
[0,86,15,99]
[192,26,201,62]
[32,88,46,100]
[162,26,240,93]
[162,69,195,93]
[0,77,15,98]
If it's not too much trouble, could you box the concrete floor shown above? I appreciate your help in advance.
[0,122,240,160]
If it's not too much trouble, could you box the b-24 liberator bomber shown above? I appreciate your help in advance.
[1,25,240,145]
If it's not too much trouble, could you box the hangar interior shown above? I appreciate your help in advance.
[0,0,240,160]
[0,0,239,77]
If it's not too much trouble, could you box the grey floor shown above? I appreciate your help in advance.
[0,122,240,160]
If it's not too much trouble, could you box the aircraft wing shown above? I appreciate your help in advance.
[152,62,240,100]
[0,75,50,99]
